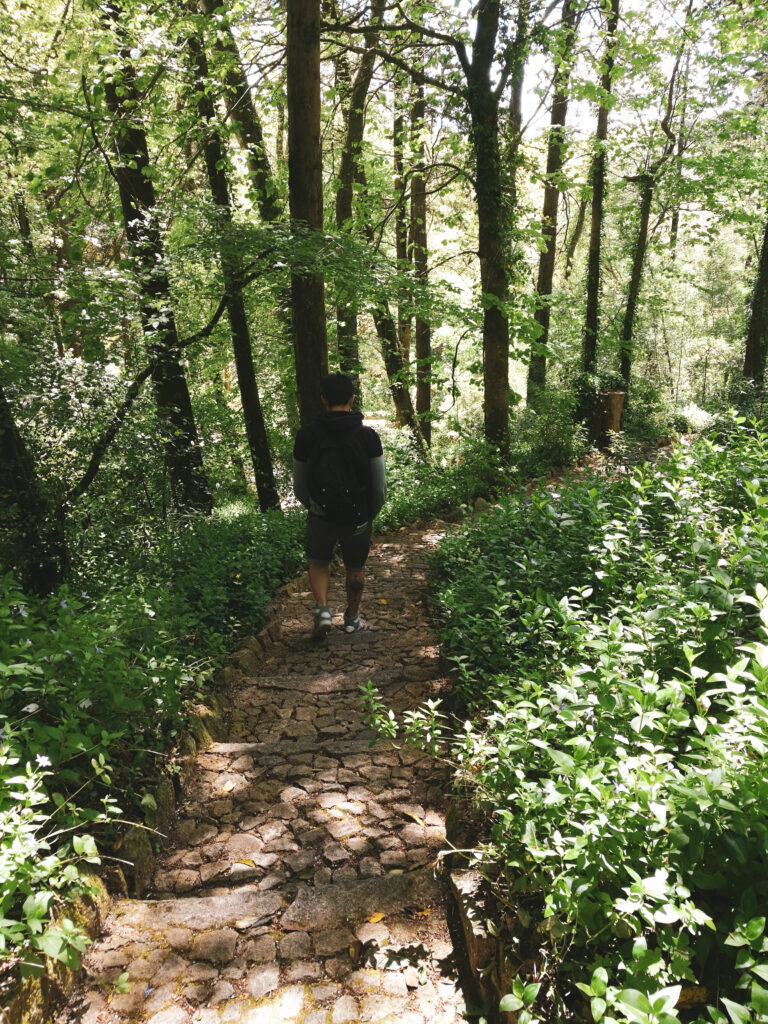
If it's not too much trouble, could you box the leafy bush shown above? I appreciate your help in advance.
[418,417,768,1023]
[0,502,304,970]
[375,428,515,531]
[509,387,590,477]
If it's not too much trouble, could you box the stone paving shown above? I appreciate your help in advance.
[57,523,467,1024]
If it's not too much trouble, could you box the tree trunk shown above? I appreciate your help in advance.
[334,0,384,401]
[371,302,425,455]
[619,174,654,384]
[102,3,211,513]
[0,385,64,593]
[394,74,411,373]
[199,0,282,222]
[582,0,620,374]
[287,0,328,424]
[506,0,529,282]
[527,0,577,406]
[199,0,299,432]
[743,209,768,382]
[189,32,280,511]
[468,0,509,449]
[410,80,432,445]
[564,192,587,280]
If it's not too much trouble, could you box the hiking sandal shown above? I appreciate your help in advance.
[312,606,332,639]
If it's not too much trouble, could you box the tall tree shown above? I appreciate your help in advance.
[582,0,620,374]
[287,0,328,424]
[100,3,211,512]
[188,29,279,511]
[619,17,690,385]
[527,0,578,406]
[334,0,385,400]
[0,385,64,594]
[199,0,282,222]
[506,0,531,281]
[743,207,768,382]
[466,0,511,447]
[410,79,432,445]
[394,72,412,370]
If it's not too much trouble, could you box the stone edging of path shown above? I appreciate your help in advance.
[1,576,302,1024]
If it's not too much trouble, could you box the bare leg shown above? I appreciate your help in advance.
[309,563,330,607]
[346,568,364,617]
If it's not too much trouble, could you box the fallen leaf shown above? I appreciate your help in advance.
[403,812,425,826]
[366,912,385,924]
[415,909,431,918]
[222,780,235,792]
[380,599,387,605]
[236,859,255,867]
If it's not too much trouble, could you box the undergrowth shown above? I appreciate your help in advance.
[368,416,768,1024]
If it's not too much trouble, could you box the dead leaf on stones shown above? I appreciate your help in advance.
[403,812,425,826]
[366,913,385,924]
[236,859,255,867]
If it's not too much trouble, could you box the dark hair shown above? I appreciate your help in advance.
[321,373,354,406]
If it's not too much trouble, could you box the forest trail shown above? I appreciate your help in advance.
[57,523,466,1024]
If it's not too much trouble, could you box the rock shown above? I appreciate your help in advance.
[354,922,388,946]
[313,928,357,956]
[279,931,312,959]
[242,934,276,963]
[382,972,409,996]
[210,980,235,1005]
[449,869,496,992]
[246,963,280,1000]
[359,857,383,878]
[361,993,402,1019]
[323,842,349,865]
[190,927,238,964]
[331,995,360,1023]
[269,802,300,820]
[282,870,441,932]
[285,960,322,982]
[116,889,281,931]
[121,826,155,897]
[147,1007,188,1024]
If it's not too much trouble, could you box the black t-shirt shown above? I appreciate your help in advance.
[293,411,383,462]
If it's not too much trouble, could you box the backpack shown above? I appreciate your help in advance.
[307,424,370,524]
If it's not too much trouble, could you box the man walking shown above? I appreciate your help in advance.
[293,373,387,639]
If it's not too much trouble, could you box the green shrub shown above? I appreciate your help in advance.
[376,427,514,531]
[0,502,304,970]
[411,416,768,1022]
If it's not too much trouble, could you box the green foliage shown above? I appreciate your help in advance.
[510,387,591,476]
[375,428,515,531]
[401,419,768,1021]
[0,502,303,968]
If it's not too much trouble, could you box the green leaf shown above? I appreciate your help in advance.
[592,967,609,997]
[751,981,768,1015]
[523,982,541,1006]
[547,747,575,772]
[591,996,607,1021]
[499,993,524,1012]
[721,997,751,1024]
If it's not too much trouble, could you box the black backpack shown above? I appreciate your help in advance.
[307,424,370,524]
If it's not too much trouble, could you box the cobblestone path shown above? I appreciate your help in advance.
[59,523,467,1024]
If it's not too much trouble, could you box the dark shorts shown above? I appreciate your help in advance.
[305,513,372,569]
